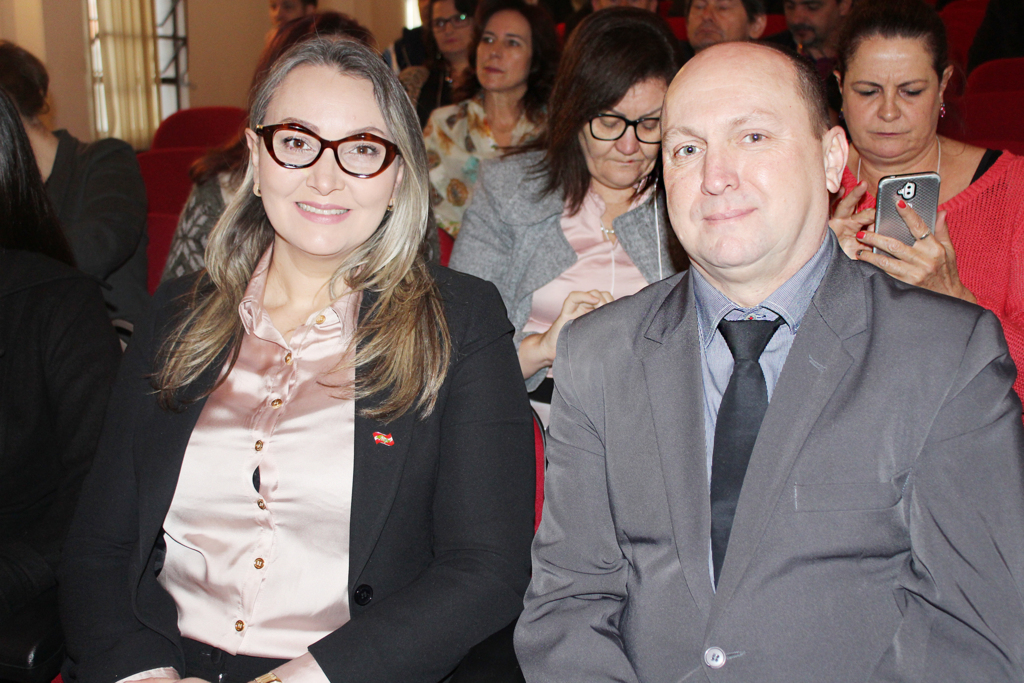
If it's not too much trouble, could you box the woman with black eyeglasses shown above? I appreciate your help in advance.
[400,0,478,127]
[60,38,534,683]
[449,8,685,425]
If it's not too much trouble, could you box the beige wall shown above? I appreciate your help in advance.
[0,0,92,140]
[0,0,407,141]
[188,0,407,110]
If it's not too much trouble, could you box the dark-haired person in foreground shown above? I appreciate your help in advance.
[0,87,121,673]
[515,40,1024,682]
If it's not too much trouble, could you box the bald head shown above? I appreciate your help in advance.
[660,41,847,305]
[671,42,829,139]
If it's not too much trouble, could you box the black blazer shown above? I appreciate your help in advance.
[59,265,535,683]
[0,250,120,616]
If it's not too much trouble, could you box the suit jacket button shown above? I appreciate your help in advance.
[704,646,726,669]
[354,584,373,606]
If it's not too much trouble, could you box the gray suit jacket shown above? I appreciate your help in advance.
[448,151,679,390]
[515,248,1024,682]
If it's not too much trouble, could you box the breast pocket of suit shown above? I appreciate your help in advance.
[793,477,905,512]
[789,471,910,557]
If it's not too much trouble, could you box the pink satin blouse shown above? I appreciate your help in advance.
[155,248,360,676]
[522,188,649,344]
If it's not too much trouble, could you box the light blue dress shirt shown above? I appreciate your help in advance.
[690,229,836,587]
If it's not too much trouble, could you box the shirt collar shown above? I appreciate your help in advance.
[238,246,362,342]
[692,228,836,348]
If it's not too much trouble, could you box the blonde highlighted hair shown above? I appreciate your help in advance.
[155,37,450,421]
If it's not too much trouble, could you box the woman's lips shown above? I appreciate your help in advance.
[296,201,350,224]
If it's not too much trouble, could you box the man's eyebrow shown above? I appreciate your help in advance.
[727,109,783,127]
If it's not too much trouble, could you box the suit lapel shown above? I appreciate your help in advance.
[347,288,416,587]
[348,408,415,587]
[711,252,868,608]
[641,274,714,617]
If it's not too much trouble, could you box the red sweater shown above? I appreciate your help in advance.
[840,152,1024,401]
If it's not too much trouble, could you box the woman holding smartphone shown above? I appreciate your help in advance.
[60,37,533,683]
[828,0,1024,398]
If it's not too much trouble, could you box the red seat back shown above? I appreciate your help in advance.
[438,228,454,267]
[151,106,247,150]
[136,147,206,214]
[967,57,1024,94]
[763,14,787,37]
[958,90,1024,141]
[137,147,208,291]
[941,0,988,69]
[533,411,545,532]
[667,16,687,41]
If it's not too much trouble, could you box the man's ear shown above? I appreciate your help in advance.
[749,13,767,39]
[822,125,849,194]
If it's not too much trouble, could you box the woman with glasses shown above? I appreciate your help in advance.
[60,38,534,683]
[401,0,478,127]
[424,0,559,238]
[450,8,683,424]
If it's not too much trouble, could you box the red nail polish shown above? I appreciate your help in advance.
[856,231,865,240]
[897,199,907,209]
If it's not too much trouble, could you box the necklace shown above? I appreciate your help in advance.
[600,220,615,240]
[857,137,941,183]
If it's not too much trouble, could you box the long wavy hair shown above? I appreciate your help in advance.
[155,37,450,421]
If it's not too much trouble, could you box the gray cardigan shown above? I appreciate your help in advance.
[449,151,680,390]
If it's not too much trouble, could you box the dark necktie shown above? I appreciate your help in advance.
[710,316,785,586]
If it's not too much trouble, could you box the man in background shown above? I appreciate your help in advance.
[685,0,766,57]
[768,0,851,87]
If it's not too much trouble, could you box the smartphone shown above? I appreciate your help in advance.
[873,172,941,254]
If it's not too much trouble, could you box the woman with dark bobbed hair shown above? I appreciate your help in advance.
[424,0,559,238]
[450,7,684,424]
[828,0,1024,399]
[0,86,120,671]
[0,40,148,330]
[60,37,533,683]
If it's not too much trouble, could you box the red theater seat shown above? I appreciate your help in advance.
[957,90,1024,142]
[151,106,246,151]
[136,147,207,291]
[764,14,787,37]
[967,57,1024,94]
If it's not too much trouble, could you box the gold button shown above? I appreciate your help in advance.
[315,314,326,325]
[271,399,282,408]
[254,557,265,569]
[235,619,245,632]
[284,352,293,365]
[257,499,267,510]
[255,440,264,451]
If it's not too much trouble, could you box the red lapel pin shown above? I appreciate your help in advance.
[373,432,394,446]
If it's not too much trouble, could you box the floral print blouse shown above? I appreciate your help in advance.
[424,93,544,238]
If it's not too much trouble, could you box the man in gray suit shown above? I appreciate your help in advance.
[514,41,1024,682]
